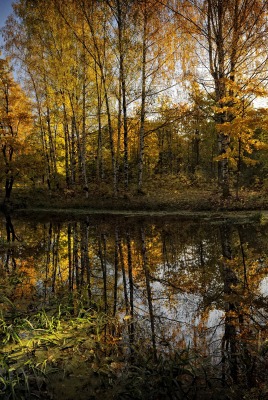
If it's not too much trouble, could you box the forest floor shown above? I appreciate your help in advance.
[3,182,268,214]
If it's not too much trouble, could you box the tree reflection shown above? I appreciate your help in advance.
[220,223,239,384]
[141,226,157,360]
[1,214,268,389]
[4,213,18,272]
[218,222,268,389]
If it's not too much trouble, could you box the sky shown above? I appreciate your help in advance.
[0,0,13,29]
[0,0,13,49]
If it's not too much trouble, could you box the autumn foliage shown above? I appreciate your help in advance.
[1,0,268,200]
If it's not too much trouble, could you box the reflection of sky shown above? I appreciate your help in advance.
[259,276,268,297]
[133,276,224,360]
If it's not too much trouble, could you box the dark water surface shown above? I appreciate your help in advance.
[1,211,268,398]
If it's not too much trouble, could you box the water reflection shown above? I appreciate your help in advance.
[1,212,268,388]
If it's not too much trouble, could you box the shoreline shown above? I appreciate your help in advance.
[1,187,268,215]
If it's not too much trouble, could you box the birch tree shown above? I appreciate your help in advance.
[0,57,32,201]
[166,0,268,197]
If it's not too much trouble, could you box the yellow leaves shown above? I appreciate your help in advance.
[252,141,268,151]
[0,61,33,160]
[214,148,232,162]
[220,76,268,98]
[217,96,240,106]
[211,83,268,167]
[243,83,268,98]
[216,120,252,137]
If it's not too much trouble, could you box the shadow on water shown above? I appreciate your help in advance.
[1,212,268,399]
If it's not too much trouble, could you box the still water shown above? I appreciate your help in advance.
[1,211,268,396]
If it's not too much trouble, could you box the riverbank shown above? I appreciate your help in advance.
[2,186,268,213]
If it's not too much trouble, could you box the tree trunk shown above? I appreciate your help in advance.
[46,106,59,189]
[2,143,14,201]
[208,0,230,197]
[138,9,147,192]
[28,70,52,190]
[116,0,129,190]
[62,99,71,189]
[81,24,89,197]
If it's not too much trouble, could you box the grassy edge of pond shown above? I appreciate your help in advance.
[1,297,268,400]
[0,297,206,400]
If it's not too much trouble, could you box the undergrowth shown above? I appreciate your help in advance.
[1,297,268,400]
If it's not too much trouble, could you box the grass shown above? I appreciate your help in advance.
[1,297,268,400]
[0,297,211,399]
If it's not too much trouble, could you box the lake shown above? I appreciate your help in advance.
[1,211,268,399]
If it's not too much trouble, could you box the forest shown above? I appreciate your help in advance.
[1,0,268,209]
[3,2,268,399]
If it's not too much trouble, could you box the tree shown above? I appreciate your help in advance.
[136,0,178,191]
[3,0,268,197]
[166,0,268,197]
[0,57,32,201]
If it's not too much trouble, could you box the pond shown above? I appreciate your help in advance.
[1,211,268,399]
